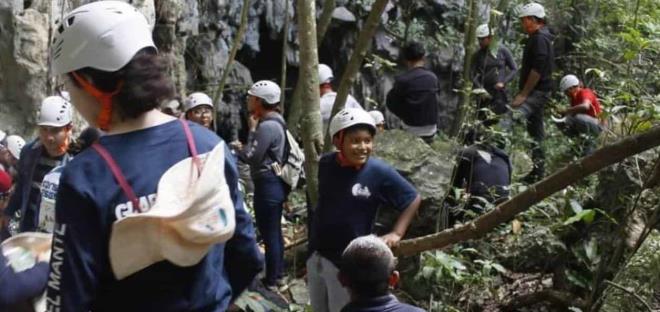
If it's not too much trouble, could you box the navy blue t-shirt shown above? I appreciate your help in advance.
[46,120,262,312]
[309,153,418,266]
[341,294,426,312]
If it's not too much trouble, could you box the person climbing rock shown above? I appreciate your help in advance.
[308,108,421,312]
[386,41,440,143]
[470,24,518,127]
[511,2,556,183]
[45,2,262,310]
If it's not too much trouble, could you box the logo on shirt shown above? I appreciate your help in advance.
[351,183,371,198]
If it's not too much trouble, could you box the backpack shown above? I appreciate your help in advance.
[264,117,305,188]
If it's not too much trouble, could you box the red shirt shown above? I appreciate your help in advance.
[571,88,602,118]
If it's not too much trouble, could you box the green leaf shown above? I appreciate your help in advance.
[491,263,507,274]
[563,209,596,225]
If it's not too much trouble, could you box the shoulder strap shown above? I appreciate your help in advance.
[261,116,290,163]
[92,143,141,213]
[179,119,202,174]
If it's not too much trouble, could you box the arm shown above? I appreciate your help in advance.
[222,144,263,300]
[0,255,49,307]
[382,195,421,247]
[385,80,405,118]
[46,180,104,312]
[512,70,541,107]
[240,121,278,168]
[562,100,591,116]
[500,47,518,85]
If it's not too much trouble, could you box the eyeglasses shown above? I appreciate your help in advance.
[190,107,213,117]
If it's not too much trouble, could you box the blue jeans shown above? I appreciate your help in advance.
[253,172,289,285]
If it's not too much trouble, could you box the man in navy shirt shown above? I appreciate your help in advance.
[511,2,555,183]
[339,235,425,312]
[308,108,421,312]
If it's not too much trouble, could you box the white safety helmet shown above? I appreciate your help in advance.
[184,92,214,112]
[248,80,281,105]
[38,95,73,127]
[476,24,491,38]
[518,3,546,19]
[51,1,156,75]
[329,108,377,138]
[6,135,25,160]
[368,110,385,125]
[318,64,334,84]
[560,74,580,92]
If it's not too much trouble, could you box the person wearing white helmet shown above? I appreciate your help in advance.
[235,80,290,289]
[318,63,363,130]
[184,92,214,129]
[2,94,75,236]
[555,74,603,155]
[45,2,262,311]
[307,108,421,312]
[0,131,11,172]
[470,24,518,127]
[386,41,440,143]
[368,110,385,133]
[511,2,555,183]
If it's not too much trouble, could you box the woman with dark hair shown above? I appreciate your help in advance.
[45,1,262,311]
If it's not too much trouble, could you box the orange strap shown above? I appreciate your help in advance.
[71,72,124,131]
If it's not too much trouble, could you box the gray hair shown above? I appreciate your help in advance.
[340,235,396,297]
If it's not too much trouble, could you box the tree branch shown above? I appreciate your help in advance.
[604,280,655,312]
[316,0,336,45]
[394,126,660,256]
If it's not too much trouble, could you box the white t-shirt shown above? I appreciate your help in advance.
[320,92,363,124]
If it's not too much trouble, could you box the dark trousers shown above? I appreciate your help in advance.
[518,90,550,176]
[253,172,289,285]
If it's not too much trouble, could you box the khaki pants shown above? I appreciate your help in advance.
[306,252,350,312]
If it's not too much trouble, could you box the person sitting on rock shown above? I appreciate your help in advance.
[308,108,421,312]
[386,41,440,143]
[319,63,363,131]
[368,110,385,133]
[448,129,511,225]
[470,24,517,127]
[184,92,214,129]
[338,235,425,312]
[554,74,603,156]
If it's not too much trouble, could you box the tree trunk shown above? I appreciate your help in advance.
[448,0,479,137]
[316,0,335,45]
[323,0,389,151]
[394,126,660,256]
[280,0,291,108]
[211,0,250,130]
[297,0,324,207]
[286,82,304,137]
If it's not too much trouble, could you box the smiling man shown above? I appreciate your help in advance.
[3,95,74,234]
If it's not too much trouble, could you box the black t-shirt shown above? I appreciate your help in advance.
[385,67,439,127]
[341,295,426,312]
[452,144,511,202]
[519,26,555,92]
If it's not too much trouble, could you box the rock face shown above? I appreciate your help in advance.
[0,0,469,140]
[372,130,455,237]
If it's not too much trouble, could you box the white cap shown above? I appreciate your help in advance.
[51,1,156,75]
[38,95,73,127]
[369,110,385,125]
[248,80,281,105]
[560,74,580,92]
[476,24,490,38]
[329,108,377,138]
[518,3,546,19]
[318,64,334,84]
[184,92,213,112]
[6,135,25,160]
[109,143,235,280]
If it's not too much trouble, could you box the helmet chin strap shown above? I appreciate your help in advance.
[71,72,124,131]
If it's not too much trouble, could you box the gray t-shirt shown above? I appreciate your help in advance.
[240,112,286,180]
